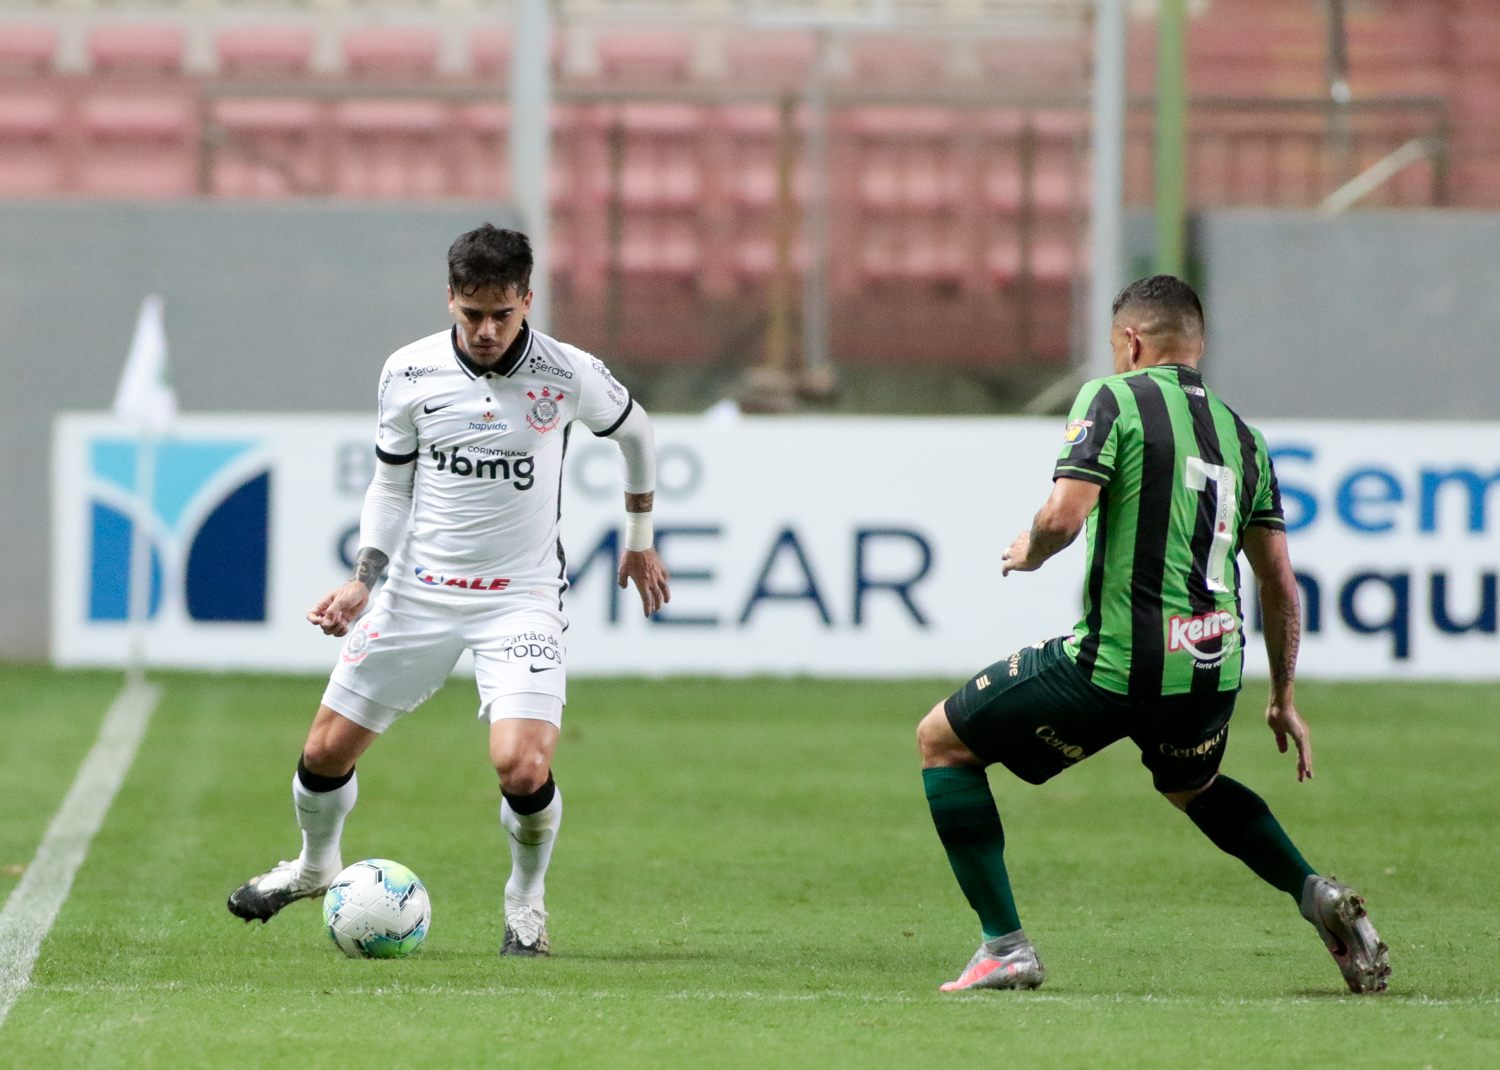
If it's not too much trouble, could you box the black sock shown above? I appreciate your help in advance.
[1186,776,1317,900]
[297,756,354,793]
[503,774,556,816]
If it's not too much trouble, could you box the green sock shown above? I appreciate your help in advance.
[1185,776,1317,900]
[923,766,1022,940]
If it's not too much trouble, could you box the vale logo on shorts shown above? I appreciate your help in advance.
[85,436,271,623]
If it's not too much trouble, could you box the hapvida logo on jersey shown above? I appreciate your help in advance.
[468,409,508,431]
[499,631,561,668]
[526,387,564,432]
[1063,419,1092,445]
[1167,610,1240,665]
[413,566,511,591]
[429,447,535,489]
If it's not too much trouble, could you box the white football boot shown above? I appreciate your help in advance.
[940,935,1045,992]
[227,857,342,923]
[1301,875,1391,993]
[500,903,550,957]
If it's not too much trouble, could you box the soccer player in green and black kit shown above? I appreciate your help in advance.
[917,276,1390,994]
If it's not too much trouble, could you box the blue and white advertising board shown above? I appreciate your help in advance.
[51,413,1500,679]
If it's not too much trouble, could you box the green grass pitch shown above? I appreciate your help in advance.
[1,665,1497,1069]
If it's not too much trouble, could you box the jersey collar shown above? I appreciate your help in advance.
[450,320,532,380]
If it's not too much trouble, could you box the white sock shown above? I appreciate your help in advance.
[292,771,357,876]
[500,786,563,910]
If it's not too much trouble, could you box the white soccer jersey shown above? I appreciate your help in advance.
[373,322,631,603]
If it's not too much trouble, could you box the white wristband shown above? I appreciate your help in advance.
[624,511,654,552]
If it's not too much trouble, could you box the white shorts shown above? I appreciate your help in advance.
[323,584,566,734]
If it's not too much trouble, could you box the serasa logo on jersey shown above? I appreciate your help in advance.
[526,387,564,432]
[1167,610,1240,665]
[429,447,535,489]
[414,567,512,591]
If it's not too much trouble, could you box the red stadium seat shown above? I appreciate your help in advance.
[620,218,700,276]
[722,32,815,88]
[596,30,693,83]
[87,25,185,75]
[80,94,195,195]
[848,36,947,87]
[976,38,1085,92]
[216,27,316,78]
[211,98,320,196]
[343,28,440,79]
[470,28,512,78]
[0,24,57,75]
[0,94,61,194]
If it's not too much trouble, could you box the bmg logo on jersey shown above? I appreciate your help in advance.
[430,446,535,489]
[85,436,271,623]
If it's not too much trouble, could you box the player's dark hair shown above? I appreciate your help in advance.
[1112,274,1204,336]
[448,224,533,296]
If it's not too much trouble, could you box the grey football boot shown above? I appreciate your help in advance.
[500,903,551,957]
[940,932,1045,992]
[227,858,342,923]
[1300,875,1390,993]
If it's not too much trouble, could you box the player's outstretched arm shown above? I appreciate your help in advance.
[1002,477,1101,576]
[308,456,413,636]
[1242,525,1313,782]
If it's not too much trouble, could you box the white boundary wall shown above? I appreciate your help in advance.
[52,412,1500,680]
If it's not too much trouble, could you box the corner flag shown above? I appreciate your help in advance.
[112,295,176,433]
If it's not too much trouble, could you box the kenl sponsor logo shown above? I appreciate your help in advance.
[414,567,511,591]
[1168,610,1239,664]
[430,447,535,489]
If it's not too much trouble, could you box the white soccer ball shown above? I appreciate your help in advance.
[323,859,431,959]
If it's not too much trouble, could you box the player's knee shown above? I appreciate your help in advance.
[918,703,973,766]
[300,736,355,778]
[494,746,550,796]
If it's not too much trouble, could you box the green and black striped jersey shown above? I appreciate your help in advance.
[1053,363,1284,697]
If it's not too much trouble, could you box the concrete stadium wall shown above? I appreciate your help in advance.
[0,200,519,660]
[1202,210,1500,420]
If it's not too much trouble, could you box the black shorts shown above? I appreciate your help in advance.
[943,636,1236,794]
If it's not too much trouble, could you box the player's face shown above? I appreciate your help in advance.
[448,284,532,366]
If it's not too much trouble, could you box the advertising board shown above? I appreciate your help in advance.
[52,413,1500,680]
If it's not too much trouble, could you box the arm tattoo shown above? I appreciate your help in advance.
[352,547,389,589]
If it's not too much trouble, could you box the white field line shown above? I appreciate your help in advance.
[0,681,160,1026]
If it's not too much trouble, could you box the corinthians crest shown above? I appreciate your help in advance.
[525,386,565,432]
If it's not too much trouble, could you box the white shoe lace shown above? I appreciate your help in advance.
[506,904,549,946]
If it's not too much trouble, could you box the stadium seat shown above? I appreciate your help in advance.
[596,30,694,84]
[334,100,448,197]
[848,35,947,87]
[470,28,512,78]
[975,38,1085,93]
[733,236,808,278]
[343,28,441,79]
[0,94,60,194]
[211,98,321,196]
[721,32,816,88]
[0,24,57,76]
[80,94,195,195]
[87,25,186,75]
[216,27,316,78]
[620,218,700,276]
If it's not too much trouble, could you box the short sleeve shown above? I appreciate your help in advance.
[1247,436,1285,530]
[574,352,633,436]
[374,363,418,464]
[1053,379,1122,486]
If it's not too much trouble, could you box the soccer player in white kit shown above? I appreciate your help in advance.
[227,225,670,955]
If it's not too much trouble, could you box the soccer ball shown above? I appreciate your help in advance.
[323,859,431,959]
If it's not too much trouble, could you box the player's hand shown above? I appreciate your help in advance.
[307,581,371,637]
[1266,700,1313,782]
[1001,531,1039,575]
[618,548,670,618]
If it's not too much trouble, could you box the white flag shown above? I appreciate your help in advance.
[112,295,177,434]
